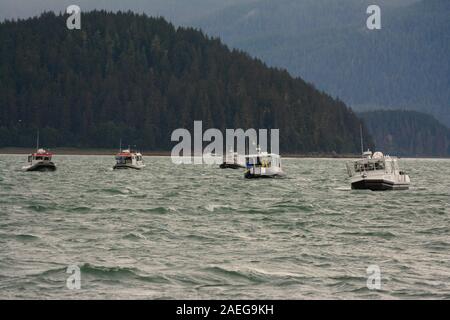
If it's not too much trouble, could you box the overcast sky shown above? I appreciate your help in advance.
[0,0,260,23]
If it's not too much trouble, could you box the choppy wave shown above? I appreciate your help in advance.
[1,155,449,299]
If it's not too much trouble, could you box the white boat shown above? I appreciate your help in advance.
[113,149,145,170]
[23,131,56,172]
[346,150,410,191]
[220,150,245,169]
[23,148,56,172]
[244,148,285,178]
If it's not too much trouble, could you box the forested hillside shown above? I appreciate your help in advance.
[0,11,370,153]
[193,0,450,126]
[360,110,450,157]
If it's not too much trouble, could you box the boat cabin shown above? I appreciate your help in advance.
[115,150,142,164]
[346,151,402,177]
[113,149,145,170]
[245,153,281,169]
[346,150,410,190]
[28,149,53,163]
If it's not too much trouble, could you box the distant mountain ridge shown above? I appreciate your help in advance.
[359,110,450,157]
[0,11,371,154]
[192,0,450,126]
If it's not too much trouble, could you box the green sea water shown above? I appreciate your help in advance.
[0,155,449,299]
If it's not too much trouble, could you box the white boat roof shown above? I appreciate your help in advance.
[353,152,397,163]
[116,149,142,156]
[245,152,280,158]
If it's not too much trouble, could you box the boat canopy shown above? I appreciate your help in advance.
[116,152,133,157]
[29,149,53,162]
[353,160,385,173]
[347,155,400,176]
[31,152,53,157]
[115,150,143,163]
[245,153,281,168]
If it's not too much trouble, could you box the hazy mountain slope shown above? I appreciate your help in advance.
[360,110,450,157]
[0,11,371,153]
[193,0,450,126]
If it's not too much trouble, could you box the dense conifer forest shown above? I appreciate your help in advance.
[360,110,450,157]
[0,11,371,153]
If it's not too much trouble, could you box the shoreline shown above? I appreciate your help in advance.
[0,147,169,156]
[1,147,449,159]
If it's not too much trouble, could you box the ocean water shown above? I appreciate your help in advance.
[0,155,449,299]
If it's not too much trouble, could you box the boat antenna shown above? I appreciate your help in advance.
[119,139,122,152]
[36,129,40,151]
[360,124,364,157]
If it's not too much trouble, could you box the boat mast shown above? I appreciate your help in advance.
[360,124,367,175]
[119,139,122,152]
[36,129,40,151]
[360,124,364,157]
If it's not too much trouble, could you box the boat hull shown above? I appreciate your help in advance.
[24,162,56,172]
[245,171,285,179]
[245,173,283,179]
[113,164,145,170]
[351,179,409,191]
[220,163,245,169]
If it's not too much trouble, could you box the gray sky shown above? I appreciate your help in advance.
[0,0,258,23]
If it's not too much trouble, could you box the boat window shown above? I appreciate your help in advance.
[28,155,32,162]
[374,161,385,170]
[261,159,271,168]
[35,156,43,160]
[384,161,392,173]
[354,161,385,172]
[246,157,262,166]
[354,163,364,172]
[393,160,400,171]
[116,156,133,164]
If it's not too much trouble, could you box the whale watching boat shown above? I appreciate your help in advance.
[346,126,410,191]
[23,131,56,172]
[113,149,145,170]
[244,147,284,179]
[23,148,57,172]
[346,150,410,191]
[220,150,246,169]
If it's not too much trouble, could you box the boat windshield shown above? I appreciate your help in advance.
[116,156,132,164]
[246,156,279,168]
[354,160,385,172]
[33,155,51,161]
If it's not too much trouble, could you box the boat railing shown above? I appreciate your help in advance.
[252,167,262,175]
[346,162,354,177]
